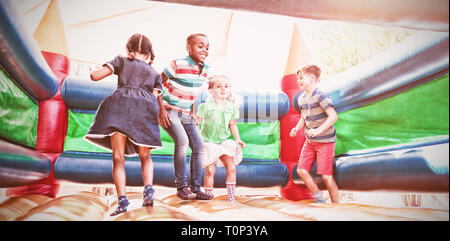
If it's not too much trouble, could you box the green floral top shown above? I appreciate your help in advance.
[197,100,239,143]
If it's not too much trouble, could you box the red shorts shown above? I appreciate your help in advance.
[298,140,335,175]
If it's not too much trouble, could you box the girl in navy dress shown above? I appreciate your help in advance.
[85,33,162,216]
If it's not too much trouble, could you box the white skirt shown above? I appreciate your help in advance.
[202,139,243,168]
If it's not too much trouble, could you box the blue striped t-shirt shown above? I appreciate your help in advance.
[298,88,336,143]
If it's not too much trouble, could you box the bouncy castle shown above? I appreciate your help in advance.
[0,0,448,221]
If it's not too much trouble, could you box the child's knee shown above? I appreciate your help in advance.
[321,174,334,182]
[112,152,124,164]
[139,151,151,162]
[190,140,204,154]
[226,163,236,173]
[205,165,215,176]
[175,137,189,149]
[296,167,309,177]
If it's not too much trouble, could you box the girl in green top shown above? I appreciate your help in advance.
[195,75,245,204]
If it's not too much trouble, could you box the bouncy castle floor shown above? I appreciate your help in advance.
[0,182,448,221]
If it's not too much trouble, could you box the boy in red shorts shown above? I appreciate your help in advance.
[290,64,339,203]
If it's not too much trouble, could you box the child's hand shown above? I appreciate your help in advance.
[159,108,171,128]
[290,127,299,137]
[307,128,321,138]
[193,115,201,125]
[152,89,162,98]
[236,139,245,148]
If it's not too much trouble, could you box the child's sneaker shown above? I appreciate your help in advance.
[110,195,129,216]
[176,186,197,200]
[313,192,326,203]
[205,188,214,199]
[142,184,155,207]
[193,190,214,200]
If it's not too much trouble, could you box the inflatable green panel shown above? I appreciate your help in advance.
[335,74,449,155]
[64,111,280,160]
[0,68,38,147]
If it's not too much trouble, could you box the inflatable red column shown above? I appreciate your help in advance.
[280,75,312,201]
[279,23,313,201]
[35,51,69,197]
[7,0,69,198]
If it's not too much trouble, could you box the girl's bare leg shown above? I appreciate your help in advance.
[138,146,153,186]
[111,133,127,196]
[110,133,129,216]
[204,164,216,189]
[139,146,155,206]
[220,155,236,183]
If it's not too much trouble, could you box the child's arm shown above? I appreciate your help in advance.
[229,119,245,148]
[307,106,338,138]
[152,89,161,97]
[290,115,305,137]
[190,104,202,125]
[194,103,204,126]
[90,66,112,81]
[189,104,196,118]
[153,74,163,97]
[157,73,171,128]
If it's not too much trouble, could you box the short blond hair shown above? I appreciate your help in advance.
[207,75,242,107]
[297,64,321,80]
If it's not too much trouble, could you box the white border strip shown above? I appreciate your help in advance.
[84,131,162,157]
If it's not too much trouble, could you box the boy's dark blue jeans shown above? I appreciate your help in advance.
[163,110,204,192]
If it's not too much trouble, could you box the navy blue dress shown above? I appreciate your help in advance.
[85,56,162,156]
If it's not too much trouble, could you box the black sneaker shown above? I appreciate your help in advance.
[176,187,197,200]
[193,190,214,200]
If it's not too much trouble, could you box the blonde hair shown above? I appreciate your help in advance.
[207,75,242,107]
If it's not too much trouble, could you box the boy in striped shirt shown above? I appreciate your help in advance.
[157,33,212,200]
[290,64,339,203]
